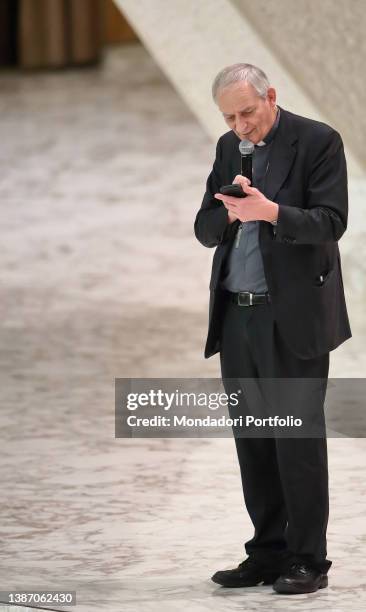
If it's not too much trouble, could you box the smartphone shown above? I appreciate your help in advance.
[219,184,245,197]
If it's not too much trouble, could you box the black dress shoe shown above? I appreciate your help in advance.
[211,556,281,587]
[273,562,328,594]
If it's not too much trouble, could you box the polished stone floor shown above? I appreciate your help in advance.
[0,44,365,612]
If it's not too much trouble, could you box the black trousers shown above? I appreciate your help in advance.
[219,296,332,574]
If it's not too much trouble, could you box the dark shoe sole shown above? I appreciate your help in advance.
[273,574,328,594]
[211,572,281,588]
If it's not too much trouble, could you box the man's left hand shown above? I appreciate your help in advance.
[215,175,279,223]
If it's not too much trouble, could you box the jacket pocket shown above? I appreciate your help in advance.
[313,268,334,287]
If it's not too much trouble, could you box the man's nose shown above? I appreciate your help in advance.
[236,116,248,133]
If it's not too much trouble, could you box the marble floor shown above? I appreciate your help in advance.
[0,44,366,612]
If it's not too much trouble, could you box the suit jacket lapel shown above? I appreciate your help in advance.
[263,108,298,201]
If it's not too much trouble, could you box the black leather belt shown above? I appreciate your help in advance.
[224,290,271,306]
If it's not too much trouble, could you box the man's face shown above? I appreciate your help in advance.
[216,81,277,144]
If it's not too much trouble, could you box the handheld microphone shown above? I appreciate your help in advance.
[218,139,255,199]
[239,139,254,187]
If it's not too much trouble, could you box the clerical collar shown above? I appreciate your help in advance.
[256,107,280,147]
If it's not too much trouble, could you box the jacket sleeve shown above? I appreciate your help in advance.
[194,138,235,248]
[275,130,348,245]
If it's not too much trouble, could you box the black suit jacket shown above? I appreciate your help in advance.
[194,107,352,359]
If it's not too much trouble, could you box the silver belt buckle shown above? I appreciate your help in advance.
[238,291,252,306]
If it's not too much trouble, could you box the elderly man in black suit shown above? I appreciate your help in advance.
[194,63,351,595]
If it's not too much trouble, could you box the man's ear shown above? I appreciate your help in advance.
[267,87,277,106]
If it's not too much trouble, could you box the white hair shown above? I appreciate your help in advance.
[212,63,270,102]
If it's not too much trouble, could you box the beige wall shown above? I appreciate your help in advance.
[232,0,366,169]
[115,0,364,175]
